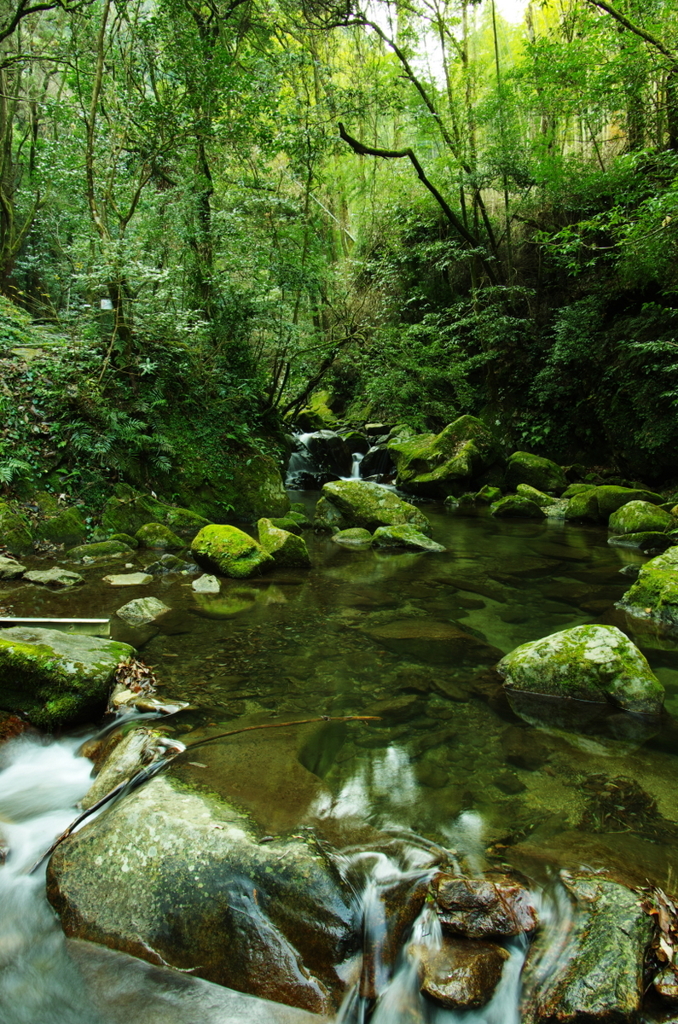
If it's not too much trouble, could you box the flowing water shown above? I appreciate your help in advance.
[2,499,678,1021]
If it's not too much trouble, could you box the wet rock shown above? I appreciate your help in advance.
[361,619,502,666]
[135,522,185,551]
[0,555,25,579]
[433,875,538,938]
[47,774,356,1015]
[316,481,432,535]
[331,528,373,547]
[69,540,134,559]
[617,546,678,636]
[413,936,509,1009]
[24,567,84,587]
[372,525,446,553]
[0,712,31,744]
[521,876,652,1024]
[111,596,171,647]
[388,416,504,499]
[108,532,139,549]
[66,939,328,1024]
[654,967,678,1004]
[474,485,502,504]
[504,452,567,495]
[363,693,423,723]
[104,572,153,586]
[609,531,673,552]
[191,525,274,579]
[143,553,192,575]
[500,725,549,771]
[497,624,664,714]
[493,770,526,795]
[257,519,311,568]
[192,573,220,593]
[304,431,353,478]
[80,726,163,809]
[609,500,673,535]
[414,761,449,788]
[0,626,133,728]
[565,486,663,524]
[490,496,546,519]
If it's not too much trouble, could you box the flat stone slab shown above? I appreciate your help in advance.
[24,568,84,587]
[104,573,153,586]
[116,597,170,627]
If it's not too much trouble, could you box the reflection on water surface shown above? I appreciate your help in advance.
[3,499,678,891]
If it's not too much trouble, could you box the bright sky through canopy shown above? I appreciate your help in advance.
[497,0,528,24]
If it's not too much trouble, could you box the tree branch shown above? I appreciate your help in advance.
[585,0,676,63]
[338,122,498,285]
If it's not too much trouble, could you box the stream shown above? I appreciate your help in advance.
[2,498,678,1021]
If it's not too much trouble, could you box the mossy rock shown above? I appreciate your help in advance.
[267,516,303,536]
[562,483,596,499]
[164,507,211,537]
[135,522,185,551]
[191,525,275,579]
[0,626,134,728]
[33,490,60,515]
[295,389,338,431]
[475,485,503,504]
[289,502,307,515]
[608,501,673,535]
[388,415,504,498]
[230,455,290,521]
[109,533,139,549]
[67,540,134,559]
[617,546,678,634]
[565,486,664,524]
[516,484,559,508]
[313,496,348,532]
[35,506,87,548]
[331,528,373,547]
[497,624,664,714]
[318,480,432,535]
[0,501,33,555]
[372,525,446,553]
[101,491,166,536]
[490,496,546,519]
[283,510,313,529]
[257,519,311,568]
[504,452,567,495]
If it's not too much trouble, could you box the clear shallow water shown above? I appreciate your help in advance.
[2,502,678,1019]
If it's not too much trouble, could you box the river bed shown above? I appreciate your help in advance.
[1,500,678,1020]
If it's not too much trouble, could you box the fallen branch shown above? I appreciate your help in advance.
[30,715,380,873]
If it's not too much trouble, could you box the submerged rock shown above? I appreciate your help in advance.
[504,452,567,495]
[361,619,502,666]
[388,416,504,498]
[257,519,311,568]
[24,568,84,587]
[497,624,664,714]
[47,774,357,1015]
[0,626,133,728]
[608,531,673,552]
[115,596,170,628]
[521,876,652,1024]
[617,545,678,634]
[316,480,432,535]
[372,524,445,552]
[191,524,275,579]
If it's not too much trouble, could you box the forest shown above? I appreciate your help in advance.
[0,0,677,510]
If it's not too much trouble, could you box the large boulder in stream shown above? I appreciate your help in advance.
[521,876,652,1024]
[504,452,567,495]
[617,545,678,635]
[497,625,664,715]
[191,524,275,578]
[388,415,504,498]
[47,773,357,1015]
[314,480,432,535]
[565,485,663,523]
[257,518,311,568]
[0,627,134,728]
[608,500,673,535]
[0,500,33,555]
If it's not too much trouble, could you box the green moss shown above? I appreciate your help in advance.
[67,539,134,559]
[618,547,678,632]
[372,525,445,552]
[257,518,311,568]
[36,507,87,547]
[566,486,665,523]
[135,522,184,551]
[191,524,275,578]
[516,484,559,508]
[0,501,33,555]
[504,452,567,495]
[320,480,433,535]
[267,516,303,535]
[109,532,139,549]
[490,496,546,519]
[608,501,673,535]
[475,485,503,504]
[388,415,504,498]
[331,528,373,547]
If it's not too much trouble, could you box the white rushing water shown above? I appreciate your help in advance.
[0,734,110,1024]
